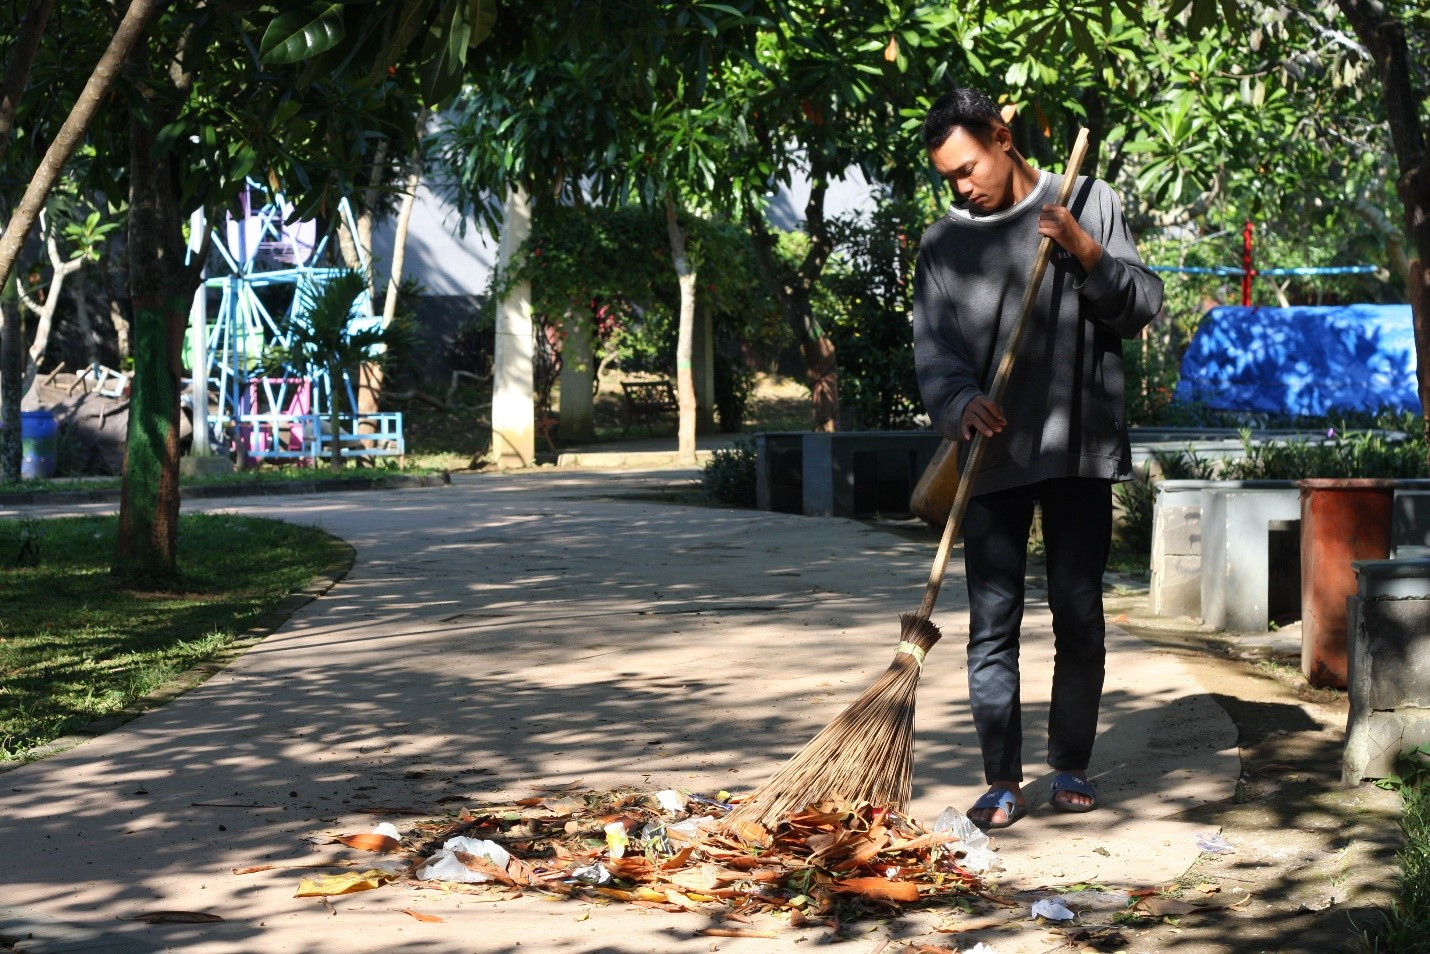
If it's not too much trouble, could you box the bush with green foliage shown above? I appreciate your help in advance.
[701,439,756,507]
[480,204,786,433]
[810,200,933,431]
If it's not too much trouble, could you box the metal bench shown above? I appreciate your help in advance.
[620,379,678,435]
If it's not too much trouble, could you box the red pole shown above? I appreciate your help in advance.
[1241,220,1255,306]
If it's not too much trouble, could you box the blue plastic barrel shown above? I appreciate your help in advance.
[20,409,58,479]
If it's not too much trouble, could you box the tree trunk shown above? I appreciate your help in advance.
[115,94,189,581]
[0,0,56,163]
[0,0,164,294]
[557,306,595,442]
[381,107,428,330]
[665,193,698,464]
[745,180,840,431]
[329,375,343,472]
[1334,0,1429,469]
[0,280,20,482]
[16,219,84,395]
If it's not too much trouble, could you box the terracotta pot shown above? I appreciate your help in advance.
[1298,479,1396,688]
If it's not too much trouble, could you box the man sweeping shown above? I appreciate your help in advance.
[912,89,1164,830]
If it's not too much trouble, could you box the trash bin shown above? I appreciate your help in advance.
[1299,478,1396,688]
[0,409,59,479]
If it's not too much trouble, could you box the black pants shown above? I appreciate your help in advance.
[963,476,1112,784]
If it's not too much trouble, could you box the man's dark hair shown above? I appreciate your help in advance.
[922,88,1005,150]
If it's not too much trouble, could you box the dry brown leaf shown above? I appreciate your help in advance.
[336,833,401,853]
[233,865,277,875]
[831,878,921,903]
[699,928,780,939]
[1131,896,1226,916]
[124,911,224,924]
[401,908,444,923]
[453,852,519,886]
[516,797,545,807]
[935,915,1004,933]
[295,870,393,897]
[660,845,695,870]
[727,818,770,847]
[665,864,721,893]
[594,886,668,904]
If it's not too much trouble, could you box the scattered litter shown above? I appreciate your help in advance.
[567,863,612,885]
[256,788,994,921]
[930,806,1000,874]
[604,821,629,859]
[655,789,685,813]
[963,944,999,954]
[667,815,717,839]
[1196,831,1235,855]
[415,837,511,883]
[1030,897,1076,921]
[932,806,988,850]
[372,822,401,840]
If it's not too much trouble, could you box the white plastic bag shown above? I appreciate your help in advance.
[1030,897,1076,921]
[932,806,989,851]
[415,836,511,883]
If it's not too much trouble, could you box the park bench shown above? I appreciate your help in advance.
[620,378,678,435]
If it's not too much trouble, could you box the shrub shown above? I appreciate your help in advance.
[701,439,756,507]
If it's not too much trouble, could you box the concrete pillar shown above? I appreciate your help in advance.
[187,281,211,458]
[558,309,595,443]
[692,300,716,434]
[491,187,535,468]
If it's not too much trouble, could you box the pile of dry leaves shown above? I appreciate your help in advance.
[265,788,992,921]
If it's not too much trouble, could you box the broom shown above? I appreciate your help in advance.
[722,127,1092,832]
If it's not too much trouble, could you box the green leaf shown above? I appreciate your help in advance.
[469,0,497,47]
[260,3,347,65]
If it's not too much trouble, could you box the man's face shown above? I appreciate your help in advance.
[928,124,1017,213]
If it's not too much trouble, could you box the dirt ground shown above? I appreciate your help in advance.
[1034,580,1402,954]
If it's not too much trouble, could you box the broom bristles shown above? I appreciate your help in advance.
[721,614,943,831]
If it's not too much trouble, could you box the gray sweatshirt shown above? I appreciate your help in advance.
[912,171,1163,496]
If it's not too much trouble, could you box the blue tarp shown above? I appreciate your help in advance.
[1174,304,1422,416]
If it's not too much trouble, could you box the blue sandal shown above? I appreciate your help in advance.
[1050,772,1099,813]
[969,786,1027,830]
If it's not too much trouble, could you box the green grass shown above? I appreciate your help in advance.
[0,459,449,497]
[1373,754,1430,952]
[0,513,344,761]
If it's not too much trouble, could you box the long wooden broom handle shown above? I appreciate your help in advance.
[914,127,1091,622]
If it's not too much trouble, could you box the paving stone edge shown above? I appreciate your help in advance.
[0,470,451,507]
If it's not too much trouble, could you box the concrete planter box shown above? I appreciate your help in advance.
[754,431,943,519]
[1199,481,1302,632]
[1150,477,1430,629]
[1343,557,1430,783]
[1150,480,1213,617]
[801,431,942,518]
[754,432,805,514]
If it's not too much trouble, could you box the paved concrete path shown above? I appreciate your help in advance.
[0,470,1237,953]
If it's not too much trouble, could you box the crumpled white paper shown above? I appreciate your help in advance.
[1031,897,1076,921]
[1196,831,1235,854]
[415,836,511,883]
[654,789,685,813]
